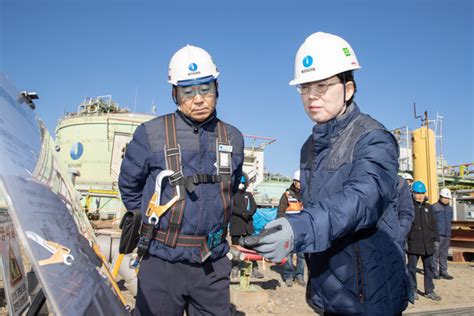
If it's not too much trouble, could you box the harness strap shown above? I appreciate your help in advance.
[184,174,222,193]
[163,113,186,248]
[216,121,232,238]
[154,230,211,262]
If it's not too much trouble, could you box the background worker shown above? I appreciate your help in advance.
[433,188,454,280]
[402,172,414,189]
[229,174,263,279]
[397,175,415,241]
[407,181,441,301]
[119,45,244,315]
[277,170,305,287]
[252,32,410,314]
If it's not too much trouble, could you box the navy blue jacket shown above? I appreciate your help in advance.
[287,104,410,315]
[119,110,244,263]
[397,177,415,238]
[432,201,453,237]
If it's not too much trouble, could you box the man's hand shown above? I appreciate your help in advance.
[253,218,294,262]
[241,211,250,221]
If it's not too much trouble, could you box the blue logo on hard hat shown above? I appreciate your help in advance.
[302,55,313,68]
[70,142,83,160]
[188,63,198,71]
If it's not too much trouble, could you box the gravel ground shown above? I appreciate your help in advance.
[230,260,474,315]
[1,258,473,315]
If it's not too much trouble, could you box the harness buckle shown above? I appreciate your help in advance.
[169,171,184,185]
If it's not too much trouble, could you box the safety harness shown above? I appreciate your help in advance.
[137,113,233,263]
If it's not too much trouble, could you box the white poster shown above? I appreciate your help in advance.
[0,208,30,315]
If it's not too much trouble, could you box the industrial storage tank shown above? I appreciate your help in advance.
[55,96,156,219]
[412,125,438,204]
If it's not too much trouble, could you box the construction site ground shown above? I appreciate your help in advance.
[1,256,473,315]
[227,260,474,315]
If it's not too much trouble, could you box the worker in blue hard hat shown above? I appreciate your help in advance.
[407,181,441,301]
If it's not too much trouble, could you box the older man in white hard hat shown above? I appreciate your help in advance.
[119,45,244,315]
[252,32,410,314]
[433,188,454,280]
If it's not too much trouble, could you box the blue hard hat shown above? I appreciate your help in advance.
[412,181,427,193]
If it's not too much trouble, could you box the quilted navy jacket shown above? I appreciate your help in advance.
[286,104,410,315]
[119,110,244,263]
[432,201,453,237]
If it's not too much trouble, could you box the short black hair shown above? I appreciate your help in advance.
[337,71,356,105]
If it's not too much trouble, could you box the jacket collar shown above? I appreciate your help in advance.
[312,102,360,153]
[176,109,218,133]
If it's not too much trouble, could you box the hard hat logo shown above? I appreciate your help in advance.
[188,63,198,71]
[343,48,351,56]
[302,55,313,68]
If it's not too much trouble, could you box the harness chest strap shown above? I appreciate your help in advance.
[163,113,186,249]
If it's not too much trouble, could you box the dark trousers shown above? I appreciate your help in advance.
[434,236,450,276]
[135,255,231,316]
[407,253,435,294]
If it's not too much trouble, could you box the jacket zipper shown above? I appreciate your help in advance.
[354,243,365,303]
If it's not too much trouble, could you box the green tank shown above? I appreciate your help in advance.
[55,96,156,219]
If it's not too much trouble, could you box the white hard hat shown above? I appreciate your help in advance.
[402,173,414,181]
[289,32,361,86]
[168,45,220,86]
[293,170,300,181]
[440,188,452,199]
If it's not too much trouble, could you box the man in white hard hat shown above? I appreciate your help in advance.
[402,172,414,188]
[119,45,244,315]
[277,170,305,287]
[397,174,414,240]
[433,188,454,280]
[252,32,410,314]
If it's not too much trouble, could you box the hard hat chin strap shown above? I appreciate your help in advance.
[342,72,347,107]
[172,86,178,105]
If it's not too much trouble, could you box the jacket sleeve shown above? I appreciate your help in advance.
[287,130,399,253]
[232,193,245,216]
[118,124,150,212]
[247,192,258,217]
[277,192,288,218]
[430,204,440,242]
[398,178,415,238]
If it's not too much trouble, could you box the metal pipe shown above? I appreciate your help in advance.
[455,189,474,194]
[457,196,474,201]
